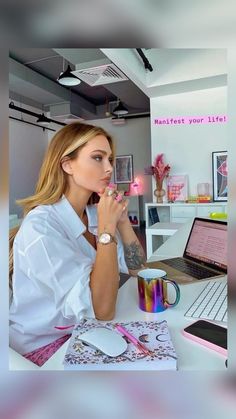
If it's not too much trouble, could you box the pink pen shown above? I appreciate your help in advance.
[115,324,151,355]
[54,325,75,330]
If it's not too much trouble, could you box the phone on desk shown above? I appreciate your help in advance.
[182,320,227,356]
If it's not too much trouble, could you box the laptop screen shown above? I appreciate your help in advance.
[184,218,227,271]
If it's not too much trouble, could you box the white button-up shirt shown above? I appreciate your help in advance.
[9,197,129,354]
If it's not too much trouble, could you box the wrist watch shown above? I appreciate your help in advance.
[98,232,117,245]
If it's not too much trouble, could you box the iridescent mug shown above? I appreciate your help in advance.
[137,268,180,313]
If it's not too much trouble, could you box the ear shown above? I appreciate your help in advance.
[61,158,73,175]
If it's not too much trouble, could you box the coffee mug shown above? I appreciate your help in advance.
[137,268,180,313]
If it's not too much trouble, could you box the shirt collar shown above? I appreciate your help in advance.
[54,196,97,239]
[86,204,98,228]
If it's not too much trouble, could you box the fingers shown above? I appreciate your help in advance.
[105,185,118,198]
[97,185,117,197]
[107,189,115,197]
[115,193,122,202]
[121,200,129,212]
[100,185,127,211]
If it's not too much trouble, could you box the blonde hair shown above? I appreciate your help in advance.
[18,122,114,216]
[9,122,115,288]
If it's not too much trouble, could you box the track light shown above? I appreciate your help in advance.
[36,113,50,125]
[112,99,128,116]
[57,64,81,86]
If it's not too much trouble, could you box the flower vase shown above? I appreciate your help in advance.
[154,181,165,203]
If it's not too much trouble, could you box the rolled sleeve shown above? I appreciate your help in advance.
[63,265,95,319]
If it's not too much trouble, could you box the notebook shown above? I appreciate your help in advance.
[148,207,160,225]
[147,217,227,284]
[63,319,177,370]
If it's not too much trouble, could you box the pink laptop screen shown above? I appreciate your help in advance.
[185,219,227,270]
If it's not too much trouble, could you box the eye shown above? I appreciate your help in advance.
[93,155,103,162]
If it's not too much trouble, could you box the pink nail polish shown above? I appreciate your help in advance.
[108,182,116,188]
[115,194,123,202]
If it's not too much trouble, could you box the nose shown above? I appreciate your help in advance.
[105,159,113,174]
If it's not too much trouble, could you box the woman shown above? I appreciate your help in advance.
[9,122,146,366]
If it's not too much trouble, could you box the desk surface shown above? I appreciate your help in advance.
[146,222,181,232]
[148,221,191,261]
[9,220,227,370]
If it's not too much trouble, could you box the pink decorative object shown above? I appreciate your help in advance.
[129,176,143,195]
[145,154,171,203]
[167,175,188,202]
[152,154,171,183]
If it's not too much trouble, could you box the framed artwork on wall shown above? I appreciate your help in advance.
[114,155,134,184]
[117,183,130,195]
[212,151,228,201]
[167,174,188,202]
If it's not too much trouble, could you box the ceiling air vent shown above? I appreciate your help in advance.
[72,63,128,86]
[49,102,84,124]
[53,114,84,124]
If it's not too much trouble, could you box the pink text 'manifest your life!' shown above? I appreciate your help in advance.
[154,115,227,125]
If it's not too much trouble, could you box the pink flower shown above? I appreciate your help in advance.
[151,154,171,182]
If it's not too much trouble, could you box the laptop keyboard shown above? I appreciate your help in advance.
[185,281,227,323]
[162,257,218,279]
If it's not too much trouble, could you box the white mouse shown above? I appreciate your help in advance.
[78,327,128,357]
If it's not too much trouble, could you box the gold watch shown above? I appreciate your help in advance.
[98,232,117,245]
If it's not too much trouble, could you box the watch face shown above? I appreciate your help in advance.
[99,233,111,244]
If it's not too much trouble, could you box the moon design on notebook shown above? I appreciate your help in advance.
[139,334,149,343]
[156,334,168,342]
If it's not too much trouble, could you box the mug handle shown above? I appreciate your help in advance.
[163,278,180,308]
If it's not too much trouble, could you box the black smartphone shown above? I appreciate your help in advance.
[182,320,227,356]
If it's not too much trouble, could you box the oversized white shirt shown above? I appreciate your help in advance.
[9,197,129,354]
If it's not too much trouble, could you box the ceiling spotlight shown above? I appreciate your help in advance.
[36,113,50,125]
[57,64,81,86]
[112,99,128,116]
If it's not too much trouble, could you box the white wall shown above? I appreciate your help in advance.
[9,112,52,217]
[89,117,152,221]
[150,86,227,200]
[146,49,227,87]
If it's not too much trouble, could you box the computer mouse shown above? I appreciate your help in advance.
[77,327,128,357]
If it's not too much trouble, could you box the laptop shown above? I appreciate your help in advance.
[146,217,227,284]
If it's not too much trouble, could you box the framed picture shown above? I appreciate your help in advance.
[117,183,130,195]
[212,151,228,201]
[114,155,133,184]
[167,174,188,202]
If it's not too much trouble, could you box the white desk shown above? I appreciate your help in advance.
[148,220,193,262]
[9,220,227,370]
[145,222,181,258]
[9,347,40,370]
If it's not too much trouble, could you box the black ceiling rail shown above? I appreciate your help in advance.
[9,102,66,127]
[136,49,153,72]
[112,112,150,120]
[9,116,56,132]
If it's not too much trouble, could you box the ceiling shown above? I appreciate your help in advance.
[9,48,227,124]
[9,48,150,121]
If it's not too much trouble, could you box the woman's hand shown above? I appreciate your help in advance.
[97,186,128,234]
[116,191,129,225]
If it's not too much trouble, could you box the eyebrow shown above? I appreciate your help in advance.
[91,149,113,157]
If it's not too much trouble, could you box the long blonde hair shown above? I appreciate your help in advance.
[9,122,115,288]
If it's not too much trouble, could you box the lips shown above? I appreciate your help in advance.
[101,177,111,182]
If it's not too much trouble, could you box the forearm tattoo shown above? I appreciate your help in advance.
[123,241,146,270]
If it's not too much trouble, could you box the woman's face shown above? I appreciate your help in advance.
[63,134,114,193]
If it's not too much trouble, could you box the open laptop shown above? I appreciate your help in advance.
[147,217,227,284]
